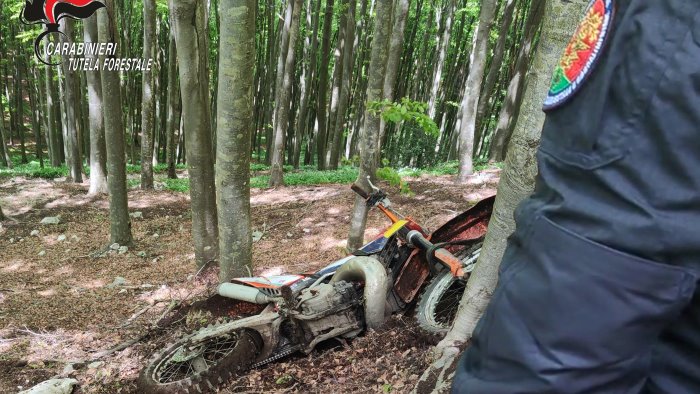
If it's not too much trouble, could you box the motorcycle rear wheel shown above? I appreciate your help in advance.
[138,325,262,393]
[415,242,482,342]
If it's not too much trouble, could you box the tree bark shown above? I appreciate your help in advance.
[315,0,335,169]
[170,0,219,265]
[427,0,455,120]
[165,24,181,180]
[489,0,545,162]
[59,20,83,183]
[25,59,43,168]
[346,0,392,251]
[325,0,348,168]
[414,1,589,391]
[14,53,28,164]
[44,65,60,167]
[456,0,498,182]
[293,0,321,168]
[97,1,132,245]
[140,0,157,189]
[475,0,518,135]
[378,0,409,142]
[328,0,358,169]
[0,101,11,168]
[216,0,256,282]
[84,15,109,195]
[270,0,303,186]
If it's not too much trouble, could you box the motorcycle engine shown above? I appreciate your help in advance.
[296,281,363,348]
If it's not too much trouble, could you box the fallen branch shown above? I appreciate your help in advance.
[155,300,180,326]
[118,303,160,328]
[16,326,62,339]
[89,334,148,360]
[60,254,92,262]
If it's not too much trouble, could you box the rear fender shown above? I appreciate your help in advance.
[393,195,495,303]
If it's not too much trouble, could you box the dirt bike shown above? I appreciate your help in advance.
[138,180,494,393]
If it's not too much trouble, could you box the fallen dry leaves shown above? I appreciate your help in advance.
[0,171,498,393]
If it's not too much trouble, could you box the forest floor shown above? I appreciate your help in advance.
[0,169,499,393]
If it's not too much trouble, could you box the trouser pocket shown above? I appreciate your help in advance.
[454,216,696,394]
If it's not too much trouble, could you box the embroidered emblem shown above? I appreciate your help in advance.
[543,0,614,110]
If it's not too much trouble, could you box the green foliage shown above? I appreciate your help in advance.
[251,167,359,189]
[276,374,294,385]
[396,159,501,178]
[368,98,439,137]
[249,163,294,172]
[377,161,413,196]
[250,163,269,172]
[163,167,359,193]
[0,158,67,179]
[340,155,360,167]
[162,178,190,192]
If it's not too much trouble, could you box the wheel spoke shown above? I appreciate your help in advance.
[154,331,245,384]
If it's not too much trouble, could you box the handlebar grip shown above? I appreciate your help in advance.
[351,183,369,199]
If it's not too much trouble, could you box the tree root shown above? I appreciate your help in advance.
[412,343,465,394]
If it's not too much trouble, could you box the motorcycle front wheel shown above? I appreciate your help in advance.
[415,242,482,342]
[138,326,262,393]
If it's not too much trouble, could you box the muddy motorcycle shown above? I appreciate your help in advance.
[138,181,494,393]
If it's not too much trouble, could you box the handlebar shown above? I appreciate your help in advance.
[351,183,369,199]
[349,181,465,277]
[406,230,465,277]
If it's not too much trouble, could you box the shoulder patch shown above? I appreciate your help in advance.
[543,0,615,110]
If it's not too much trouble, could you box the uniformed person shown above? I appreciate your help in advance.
[453,0,700,392]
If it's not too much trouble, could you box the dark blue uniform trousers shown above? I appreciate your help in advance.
[453,0,700,392]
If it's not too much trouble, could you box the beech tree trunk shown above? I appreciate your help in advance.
[325,0,348,168]
[328,0,357,169]
[46,65,63,167]
[165,26,180,180]
[379,0,409,142]
[315,0,335,169]
[0,102,11,168]
[293,0,321,168]
[25,60,43,168]
[216,0,256,282]
[347,0,392,251]
[270,0,303,186]
[427,0,455,120]
[489,0,546,162]
[456,0,497,182]
[14,56,28,165]
[414,1,589,392]
[140,0,157,189]
[475,0,517,134]
[170,0,219,265]
[84,15,108,195]
[97,1,132,245]
[59,19,83,183]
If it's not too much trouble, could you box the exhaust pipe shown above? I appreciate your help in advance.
[218,282,274,304]
[331,256,389,330]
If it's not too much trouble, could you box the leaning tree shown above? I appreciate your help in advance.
[413,0,589,391]
[346,0,393,251]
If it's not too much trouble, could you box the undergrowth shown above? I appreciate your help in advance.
[1,151,502,193]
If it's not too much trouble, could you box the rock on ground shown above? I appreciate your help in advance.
[40,217,60,225]
[18,378,78,394]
